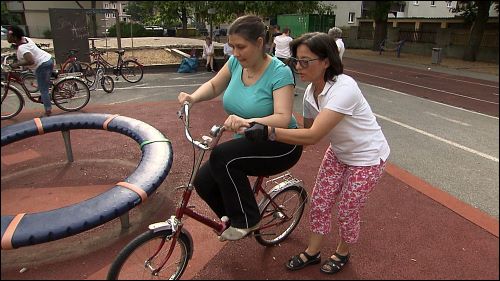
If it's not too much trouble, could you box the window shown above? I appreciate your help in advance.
[430,1,436,6]
[348,12,355,23]
[446,1,453,8]
[413,1,419,5]
[104,3,108,8]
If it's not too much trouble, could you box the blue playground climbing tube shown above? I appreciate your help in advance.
[0,113,173,250]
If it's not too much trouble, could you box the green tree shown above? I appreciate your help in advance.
[365,1,393,51]
[1,2,22,25]
[451,1,499,61]
[126,1,325,28]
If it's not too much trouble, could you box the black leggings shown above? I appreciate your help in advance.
[193,137,303,228]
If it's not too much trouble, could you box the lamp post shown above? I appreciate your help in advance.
[208,8,216,41]
[100,18,110,59]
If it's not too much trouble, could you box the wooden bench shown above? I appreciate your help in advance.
[379,39,405,58]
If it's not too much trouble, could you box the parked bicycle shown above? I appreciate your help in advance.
[87,67,114,93]
[1,58,91,120]
[106,102,308,280]
[89,48,144,83]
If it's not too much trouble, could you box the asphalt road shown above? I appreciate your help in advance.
[14,63,500,219]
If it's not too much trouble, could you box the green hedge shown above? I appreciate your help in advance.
[107,23,161,37]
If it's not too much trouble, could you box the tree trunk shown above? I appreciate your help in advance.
[181,6,188,30]
[463,1,491,61]
[372,20,388,51]
[91,1,97,37]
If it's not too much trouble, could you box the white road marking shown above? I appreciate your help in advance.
[346,69,499,105]
[375,113,498,163]
[424,112,471,126]
[365,84,498,120]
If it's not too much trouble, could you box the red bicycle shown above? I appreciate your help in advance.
[107,102,308,280]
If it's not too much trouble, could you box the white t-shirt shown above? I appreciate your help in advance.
[335,38,345,60]
[202,42,214,58]
[16,37,52,71]
[273,34,293,59]
[303,74,390,166]
[223,43,233,56]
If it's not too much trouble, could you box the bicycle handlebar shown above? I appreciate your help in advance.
[178,102,225,151]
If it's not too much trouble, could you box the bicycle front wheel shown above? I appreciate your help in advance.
[255,185,307,246]
[22,72,39,93]
[52,78,90,111]
[1,84,25,120]
[120,60,144,83]
[101,75,115,93]
[107,229,191,280]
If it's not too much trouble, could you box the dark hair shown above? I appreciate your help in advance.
[8,25,25,39]
[229,15,266,43]
[283,27,290,34]
[228,15,266,52]
[289,32,343,82]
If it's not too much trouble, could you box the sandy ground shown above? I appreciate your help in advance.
[1,37,498,76]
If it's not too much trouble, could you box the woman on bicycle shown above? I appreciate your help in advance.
[244,32,390,274]
[7,25,54,117]
[177,15,302,241]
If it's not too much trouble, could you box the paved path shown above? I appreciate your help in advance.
[1,100,498,280]
[1,41,498,279]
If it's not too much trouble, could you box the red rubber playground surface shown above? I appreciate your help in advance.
[1,100,498,280]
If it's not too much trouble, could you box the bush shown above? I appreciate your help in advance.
[108,23,147,37]
[43,29,52,39]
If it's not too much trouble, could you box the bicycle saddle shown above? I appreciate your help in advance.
[114,49,125,55]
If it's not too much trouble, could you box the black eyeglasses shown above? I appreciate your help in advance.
[288,57,321,68]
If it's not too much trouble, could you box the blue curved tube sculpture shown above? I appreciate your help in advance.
[1,113,173,249]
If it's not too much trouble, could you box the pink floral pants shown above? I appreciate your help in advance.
[309,146,386,244]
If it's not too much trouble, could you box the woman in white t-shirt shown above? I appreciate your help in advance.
[271,27,293,63]
[7,25,54,116]
[202,36,215,72]
[244,32,389,275]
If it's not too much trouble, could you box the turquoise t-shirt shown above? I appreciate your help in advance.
[223,56,298,130]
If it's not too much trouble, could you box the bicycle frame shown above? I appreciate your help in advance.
[144,103,299,274]
[90,49,123,69]
[2,70,39,103]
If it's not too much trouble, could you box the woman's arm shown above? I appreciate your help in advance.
[178,61,231,104]
[227,84,295,133]
[274,108,344,145]
[11,52,35,68]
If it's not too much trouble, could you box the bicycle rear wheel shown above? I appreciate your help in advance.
[120,60,144,83]
[254,185,307,246]
[101,75,115,93]
[52,78,90,111]
[1,84,25,120]
[80,62,97,85]
[107,229,191,280]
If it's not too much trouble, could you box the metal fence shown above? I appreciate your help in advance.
[399,30,436,43]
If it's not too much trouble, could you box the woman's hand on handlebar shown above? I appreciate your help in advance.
[178,92,195,105]
[224,115,253,134]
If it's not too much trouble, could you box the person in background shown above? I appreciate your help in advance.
[177,15,302,241]
[269,25,282,55]
[243,32,390,275]
[223,41,233,62]
[270,27,296,94]
[328,27,345,61]
[202,36,215,72]
[7,25,54,117]
[270,27,293,64]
